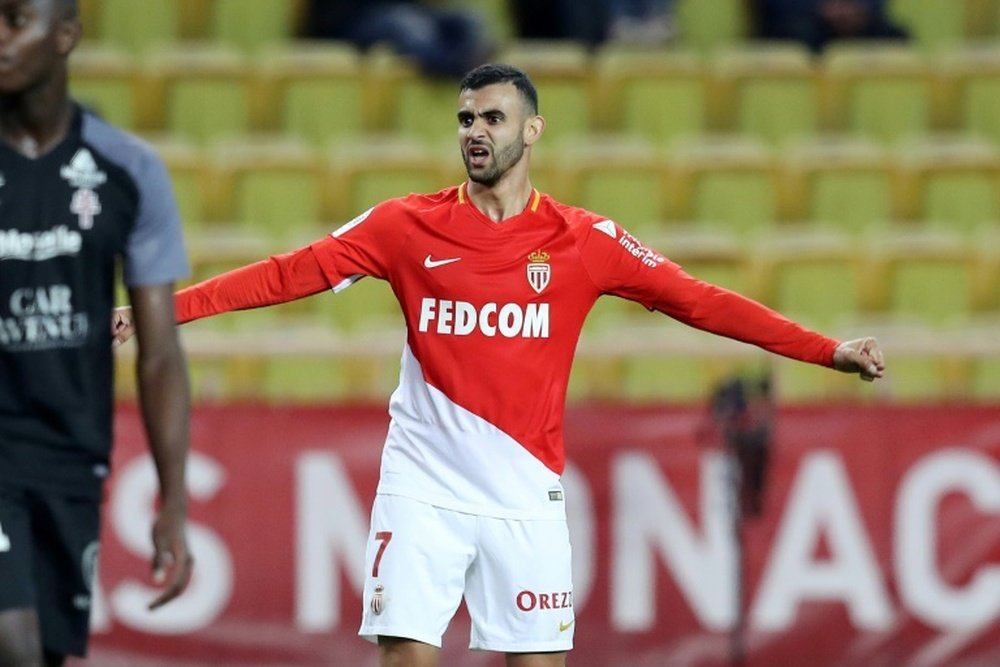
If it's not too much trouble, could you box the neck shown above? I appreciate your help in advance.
[465,160,534,223]
[0,71,73,158]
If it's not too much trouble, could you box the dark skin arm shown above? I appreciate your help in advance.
[128,282,194,610]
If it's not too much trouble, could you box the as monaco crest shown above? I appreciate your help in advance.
[527,250,550,294]
[371,584,385,615]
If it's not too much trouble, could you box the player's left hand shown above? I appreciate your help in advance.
[147,508,194,610]
[832,337,885,382]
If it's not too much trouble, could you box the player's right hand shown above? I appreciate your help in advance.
[112,306,136,346]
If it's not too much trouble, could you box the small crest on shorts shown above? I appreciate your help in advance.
[527,250,551,294]
[371,584,386,616]
[548,490,563,501]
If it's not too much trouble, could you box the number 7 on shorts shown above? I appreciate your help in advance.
[372,531,392,577]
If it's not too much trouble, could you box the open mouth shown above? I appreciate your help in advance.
[467,144,491,168]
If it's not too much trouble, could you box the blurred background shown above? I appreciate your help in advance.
[75,1,1000,665]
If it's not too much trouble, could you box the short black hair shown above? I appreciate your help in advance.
[459,64,538,115]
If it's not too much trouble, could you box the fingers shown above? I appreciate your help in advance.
[834,337,886,381]
[148,546,193,611]
[110,308,136,347]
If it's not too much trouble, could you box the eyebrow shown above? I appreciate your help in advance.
[457,108,506,120]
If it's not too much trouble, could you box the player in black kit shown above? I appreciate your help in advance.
[0,1,194,665]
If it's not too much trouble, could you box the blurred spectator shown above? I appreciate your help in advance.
[303,0,492,78]
[752,0,908,53]
[510,0,676,46]
[608,0,678,45]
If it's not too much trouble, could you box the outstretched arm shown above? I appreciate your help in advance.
[129,282,194,610]
[114,245,332,345]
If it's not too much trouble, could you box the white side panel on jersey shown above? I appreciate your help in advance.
[377,344,565,521]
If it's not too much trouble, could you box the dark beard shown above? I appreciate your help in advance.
[465,140,525,186]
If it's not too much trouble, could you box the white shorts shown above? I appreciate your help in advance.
[359,493,575,653]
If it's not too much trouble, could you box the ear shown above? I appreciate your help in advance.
[55,18,82,57]
[523,114,545,146]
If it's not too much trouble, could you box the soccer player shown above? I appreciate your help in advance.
[113,64,885,667]
[0,1,194,665]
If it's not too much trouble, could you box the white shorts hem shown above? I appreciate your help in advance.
[359,627,443,649]
[469,638,573,653]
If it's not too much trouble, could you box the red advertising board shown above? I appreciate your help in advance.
[78,403,1000,667]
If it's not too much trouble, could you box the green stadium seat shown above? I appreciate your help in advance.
[889,0,970,53]
[591,47,708,147]
[665,136,780,236]
[146,137,214,230]
[211,0,302,52]
[145,47,257,144]
[96,0,180,54]
[211,138,326,239]
[495,41,594,145]
[650,225,750,293]
[747,226,861,329]
[861,226,976,324]
[556,138,669,236]
[780,136,895,233]
[69,46,143,131]
[712,43,819,146]
[937,45,1000,148]
[821,43,933,145]
[674,0,749,53]
[326,137,460,222]
[894,136,1000,231]
[255,42,366,146]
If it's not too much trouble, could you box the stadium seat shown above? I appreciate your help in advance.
[326,137,460,222]
[69,45,144,131]
[591,47,708,147]
[937,44,1000,148]
[711,43,819,146]
[746,226,861,328]
[210,138,326,239]
[820,43,933,145]
[145,46,258,144]
[674,0,749,53]
[146,137,214,230]
[664,136,780,236]
[96,0,180,54]
[894,136,1000,231]
[255,42,366,146]
[649,225,750,293]
[779,136,896,233]
[555,138,669,236]
[861,226,976,323]
[318,275,405,336]
[211,0,302,52]
[495,41,594,145]
[971,226,1000,311]
[889,0,971,53]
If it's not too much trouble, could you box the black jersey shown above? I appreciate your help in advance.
[0,105,188,495]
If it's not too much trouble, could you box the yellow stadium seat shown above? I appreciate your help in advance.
[664,136,780,236]
[592,47,708,147]
[894,136,1000,231]
[495,41,594,145]
[255,42,366,146]
[821,43,933,145]
[779,136,896,233]
[210,138,326,239]
[69,46,143,131]
[889,0,971,53]
[648,225,750,294]
[145,46,258,144]
[711,43,819,146]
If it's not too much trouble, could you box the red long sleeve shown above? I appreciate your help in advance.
[175,245,332,324]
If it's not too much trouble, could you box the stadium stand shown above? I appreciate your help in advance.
[75,0,998,404]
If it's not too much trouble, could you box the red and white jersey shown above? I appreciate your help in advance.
[302,184,838,519]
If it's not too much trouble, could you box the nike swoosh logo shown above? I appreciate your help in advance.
[424,255,462,269]
[559,620,574,632]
